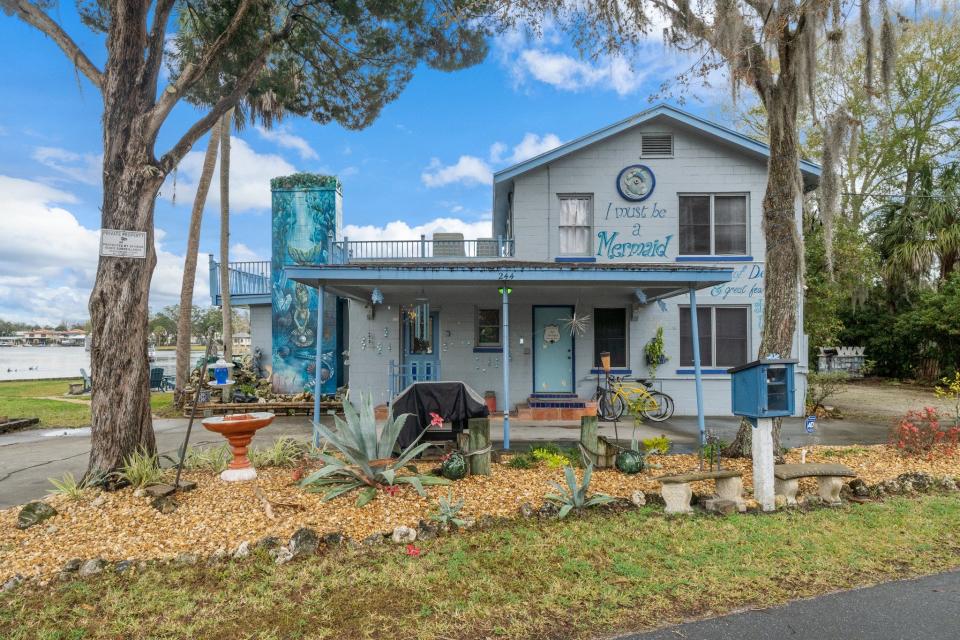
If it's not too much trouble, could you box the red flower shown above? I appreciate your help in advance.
[383,485,400,497]
[405,544,422,557]
[429,412,444,427]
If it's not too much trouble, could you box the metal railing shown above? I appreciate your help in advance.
[332,235,514,264]
[389,359,442,399]
[209,258,272,300]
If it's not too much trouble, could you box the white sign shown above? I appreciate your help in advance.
[100,229,147,258]
[543,324,561,344]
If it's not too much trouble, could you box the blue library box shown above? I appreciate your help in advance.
[727,358,798,419]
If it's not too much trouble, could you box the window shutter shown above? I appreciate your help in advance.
[641,134,673,157]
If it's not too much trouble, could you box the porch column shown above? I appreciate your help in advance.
[688,287,706,469]
[313,284,325,448]
[501,285,510,450]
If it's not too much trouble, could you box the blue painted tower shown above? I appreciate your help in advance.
[270,173,342,395]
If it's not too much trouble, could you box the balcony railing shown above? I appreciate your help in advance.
[331,235,514,264]
[209,258,271,301]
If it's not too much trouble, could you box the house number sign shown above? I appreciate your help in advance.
[543,324,561,344]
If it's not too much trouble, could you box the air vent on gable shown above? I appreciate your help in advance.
[641,134,673,157]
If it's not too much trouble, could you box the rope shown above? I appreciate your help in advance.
[462,445,491,457]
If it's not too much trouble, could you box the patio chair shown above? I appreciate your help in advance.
[149,367,172,392]
[79,368,92,393]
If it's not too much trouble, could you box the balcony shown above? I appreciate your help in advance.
[209,257,271,305]
[330,235,514,264]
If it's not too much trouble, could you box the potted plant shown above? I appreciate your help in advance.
[644,327,668,377]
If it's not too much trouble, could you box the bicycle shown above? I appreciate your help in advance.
[594,374,675,422]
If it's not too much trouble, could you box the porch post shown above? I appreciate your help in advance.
[501,285,510,450]
[688,287,706,469]
[313,284,325,447]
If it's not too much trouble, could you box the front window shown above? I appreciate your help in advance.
[594,308,627,368]
[476,308,501,347]
[559,195,592,256]
[679,306,749,368]
[679,194,747,255]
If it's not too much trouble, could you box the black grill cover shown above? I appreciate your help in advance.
[390,381,489,449]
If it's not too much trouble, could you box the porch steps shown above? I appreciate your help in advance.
[516,395,598,421]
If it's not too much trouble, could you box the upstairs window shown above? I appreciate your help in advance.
[679,306,750,368]
[594,308,627,368]
[679,194,748,255]
[641,133,674,157]
[558,195,592,256]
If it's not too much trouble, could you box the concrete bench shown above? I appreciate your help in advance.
[657,470,745,515]
[774,463,856,506]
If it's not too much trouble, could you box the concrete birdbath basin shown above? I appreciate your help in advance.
[201,412,275,481]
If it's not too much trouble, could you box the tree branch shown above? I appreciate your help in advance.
[146,0,258,139]
[3,0,104,90]
[141,0,177,101]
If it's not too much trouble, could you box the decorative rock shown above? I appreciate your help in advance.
[704,498,737,516]
[144,484,176,498]
[289,528,320,557]
[271,546,294,565]
[78,558,106,577]
[175,479,198,492]
[133,488,146,498]
[938,476,959,492]
[232,541,250,559]
[320,531,344,546]
[253,536,282,551]
[61,558,82,573]
[630,491,647,508]
[897,472,934,492]
[537,502,560,519]
[361,533,384,546]
[17,501,57,530]
[2,574,23,592]
[150,495,178,514]
[45,524,59,535]
[476,514,500,530]
[518,503,535,518]
[115,560,134,574]
[391,526,417,544]
[174,552,198,566]
[208,547,228,564]
[848,478,870,498]
[90,494,106,508]
[417,519,439,541]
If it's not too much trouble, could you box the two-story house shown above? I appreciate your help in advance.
[211,104,819,435]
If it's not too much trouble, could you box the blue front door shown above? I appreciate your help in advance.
[403,310,440,385]
[533,306,574,393]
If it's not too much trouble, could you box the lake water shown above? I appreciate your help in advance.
[0,347,205,381]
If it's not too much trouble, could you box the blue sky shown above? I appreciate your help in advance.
[0,7,733,325]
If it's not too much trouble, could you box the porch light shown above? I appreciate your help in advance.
[497,287,512,295]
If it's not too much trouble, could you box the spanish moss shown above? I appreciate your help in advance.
[880,0,897,95]
[861,0,875,95]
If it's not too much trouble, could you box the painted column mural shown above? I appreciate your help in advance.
[270,173,341,395]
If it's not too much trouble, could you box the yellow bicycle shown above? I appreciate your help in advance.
[594,375,674,422]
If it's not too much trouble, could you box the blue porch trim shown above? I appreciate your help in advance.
[589,368,632,375]
[675,255,754,263]
[554,257,596,263]
[473,346,502,353]
[675,368,729,375]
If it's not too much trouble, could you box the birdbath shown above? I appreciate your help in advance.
[201,412,275,481]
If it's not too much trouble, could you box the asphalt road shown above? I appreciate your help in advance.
[617,570,960,640]
[0,414,890,508]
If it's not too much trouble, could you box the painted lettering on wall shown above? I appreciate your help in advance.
[604,201,667,220]
[710,264,764,300]
[596,231,673,259]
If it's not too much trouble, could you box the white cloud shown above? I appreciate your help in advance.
[255,125,318,160]
[0,175,208,324]
[160,136,296,213]
[343,216,493,242]
[229,243,264,262]
[31,147,103,185]
[514,49,647,96]
[492,132,562,164]
[421,155,492,188]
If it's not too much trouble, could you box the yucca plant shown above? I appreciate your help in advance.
[47,472,90,501]
[182,444,231,473]
[545,464,615,519]
[430,490,467,528]
[300,393,450,505]
[249,437,308,468]
[119,450,166,489]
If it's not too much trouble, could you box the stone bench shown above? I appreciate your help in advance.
[657,470,745,515]
[774,463,856,506]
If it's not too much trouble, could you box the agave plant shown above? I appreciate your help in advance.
[430,489,467,528]
[545,464,615,519]
[300,394,449,505]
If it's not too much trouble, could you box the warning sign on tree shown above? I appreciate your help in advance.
[99,229,147,258]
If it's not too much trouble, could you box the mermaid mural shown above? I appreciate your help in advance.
[270,173,341,394]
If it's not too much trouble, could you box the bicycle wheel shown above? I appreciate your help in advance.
[642,391,675,422]
[599,391,625,421]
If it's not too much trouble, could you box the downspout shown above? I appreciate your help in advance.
[313,284,325,448]
[689,287,706,470]
[502,285,511,450]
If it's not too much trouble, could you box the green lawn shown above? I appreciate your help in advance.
[0,379,179,428]
[2,496,959,639]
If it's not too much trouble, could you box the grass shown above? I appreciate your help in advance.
[0,379,179,428]
[2,495,959,639]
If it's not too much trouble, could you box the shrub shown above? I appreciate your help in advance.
[642,435,671,455]
[891,408,960,457]
[807,371,850,411]
[47,472,89,501]
[531,448,570,469]
[506,452,535,469]
[934,372,960,427]
[119,450,166,489]
[249,437,309,468]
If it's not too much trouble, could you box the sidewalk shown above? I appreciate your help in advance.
[0,414,889,509]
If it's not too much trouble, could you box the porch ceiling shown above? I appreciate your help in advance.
[284,261,733,304]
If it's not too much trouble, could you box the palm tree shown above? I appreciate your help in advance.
[219,108,234,363]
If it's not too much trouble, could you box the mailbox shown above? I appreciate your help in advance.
[728,358,798,418]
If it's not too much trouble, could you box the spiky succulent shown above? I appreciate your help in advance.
[300,394,449,505]
[545,464,615,519]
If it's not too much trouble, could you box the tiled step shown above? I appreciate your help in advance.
[516,400,598,421]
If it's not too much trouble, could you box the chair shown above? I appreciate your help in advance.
[149,367,171,392]
[79,368,92,393]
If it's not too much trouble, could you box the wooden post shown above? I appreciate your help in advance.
[467,417,491,475]
[580,415,610,468]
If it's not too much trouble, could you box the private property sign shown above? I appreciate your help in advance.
[99,229,147,258]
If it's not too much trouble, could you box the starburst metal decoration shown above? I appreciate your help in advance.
[560,310,591,337]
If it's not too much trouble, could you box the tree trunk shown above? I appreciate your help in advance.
[87,2,162,479]
[724,80,803,459]
[219,109,234,362]
[174,125,221,407]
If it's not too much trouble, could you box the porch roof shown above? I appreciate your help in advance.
[284,261,734,303]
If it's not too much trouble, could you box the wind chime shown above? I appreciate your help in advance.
[405,290,430,345]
